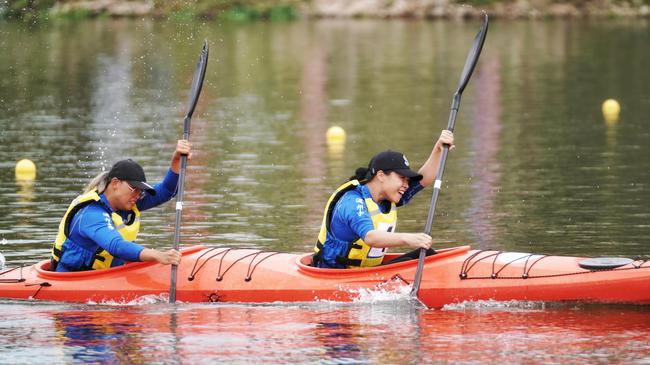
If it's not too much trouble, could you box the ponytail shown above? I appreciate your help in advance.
[349,167,371,182]
[84,171,110,194]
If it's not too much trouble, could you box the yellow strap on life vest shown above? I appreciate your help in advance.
[315,180,360,249]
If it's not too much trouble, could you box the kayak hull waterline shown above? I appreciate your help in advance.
[1,246,649,307]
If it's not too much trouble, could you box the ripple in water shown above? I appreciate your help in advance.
[442,299,549,312]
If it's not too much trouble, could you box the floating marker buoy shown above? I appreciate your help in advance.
[15,159,36,180]
[602,99,620,124]
[326,126,346,146]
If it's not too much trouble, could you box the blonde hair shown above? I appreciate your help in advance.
[84,171,110,194]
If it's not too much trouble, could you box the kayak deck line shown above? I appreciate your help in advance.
[187,247,283,282]
[0,266,50,299]
[460,250,650,280]
[0,266,26,283]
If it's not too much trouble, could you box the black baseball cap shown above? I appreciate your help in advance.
[107,159,156,196]
[369,150,423,181]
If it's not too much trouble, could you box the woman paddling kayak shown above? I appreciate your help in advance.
[312,130,455,268]
[50,140,191,272]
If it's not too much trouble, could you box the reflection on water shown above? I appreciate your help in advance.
[468,54,502,249]
[1,18,650,363]
[1,301,649,363]
[14,179,37,204]
[299,34,330,235]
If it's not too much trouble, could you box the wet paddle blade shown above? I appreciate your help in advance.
[183,40,209,134]
[456,13,488,94]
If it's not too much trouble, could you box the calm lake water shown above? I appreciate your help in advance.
[1,17,650,363]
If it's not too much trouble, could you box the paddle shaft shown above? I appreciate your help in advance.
[426,95,461,228]
[411,15,488,298]
[411,94,459,293]
[424,95,460,236]
[169,42,209,304]
[169,124,190,303]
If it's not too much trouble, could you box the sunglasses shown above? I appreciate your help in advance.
[123,181,146,200]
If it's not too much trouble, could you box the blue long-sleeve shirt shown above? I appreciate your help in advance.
[330,181,423,243]
[56,169,179,272]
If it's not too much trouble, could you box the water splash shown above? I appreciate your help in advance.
[347,278,415,305]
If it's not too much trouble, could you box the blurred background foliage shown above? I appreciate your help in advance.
[0,0,301,22]
[1,0,648,23]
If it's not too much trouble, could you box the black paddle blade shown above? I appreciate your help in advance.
[456,13,488,94]
[184,40,209,133]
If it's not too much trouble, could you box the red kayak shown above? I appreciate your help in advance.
[1,245,649,307]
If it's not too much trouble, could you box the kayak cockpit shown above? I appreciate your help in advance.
[296,245,470,275]
[34,245,206,278]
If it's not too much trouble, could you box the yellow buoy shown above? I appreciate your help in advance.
[602,99,620,124]
[326,126,346,146]
[15,159,37,180]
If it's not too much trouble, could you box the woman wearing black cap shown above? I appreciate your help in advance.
[312,130,454,268]
[50,140,191,272]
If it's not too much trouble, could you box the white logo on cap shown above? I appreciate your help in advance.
[403,155,410,167]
